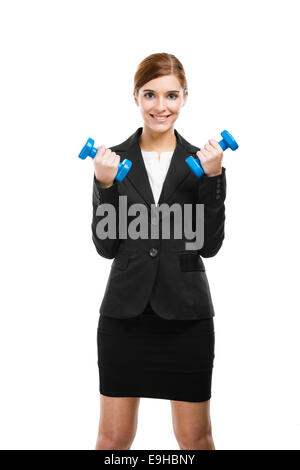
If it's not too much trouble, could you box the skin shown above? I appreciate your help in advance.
[95,396,140,450]
[95,74,221,450]
[95,395,214,450]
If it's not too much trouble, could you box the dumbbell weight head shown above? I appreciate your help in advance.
[219,130,239,151]
[78,138,98,159]
[185,156,205,178]
[115,159,132,182]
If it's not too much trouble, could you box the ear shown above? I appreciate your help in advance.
[183,91,188,106]
[133,91,139,106]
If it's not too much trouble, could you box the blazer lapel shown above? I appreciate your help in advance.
[157,132,191,206]
[116,127,198,209]
[126,129,156,207]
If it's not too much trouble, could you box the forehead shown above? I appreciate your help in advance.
[141,74,182,92]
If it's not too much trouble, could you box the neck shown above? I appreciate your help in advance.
[139,125,177,152]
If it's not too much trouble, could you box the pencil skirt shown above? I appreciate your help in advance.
[97,302,215,402]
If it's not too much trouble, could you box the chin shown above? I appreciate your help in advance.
[145,116,176,131]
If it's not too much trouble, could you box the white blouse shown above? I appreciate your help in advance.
[141,150,174,206]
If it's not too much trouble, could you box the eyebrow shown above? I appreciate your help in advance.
[142,89,180,93]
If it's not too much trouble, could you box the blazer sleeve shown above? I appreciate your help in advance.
[91,174,121,259]
[196,166,227,258]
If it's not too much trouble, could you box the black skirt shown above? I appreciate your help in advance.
[97,302,215,402]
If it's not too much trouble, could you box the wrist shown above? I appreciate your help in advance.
[206,170,222,177]
[95,174,113,189]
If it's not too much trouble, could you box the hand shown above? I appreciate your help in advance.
[94,146,120,188]
[196,139,223,177]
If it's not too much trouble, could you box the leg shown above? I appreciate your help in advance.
[95,394,140,450]
[170,399,215,450]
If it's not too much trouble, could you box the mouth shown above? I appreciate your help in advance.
[150,114,171,123]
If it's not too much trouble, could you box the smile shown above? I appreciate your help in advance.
[150,114,171,122]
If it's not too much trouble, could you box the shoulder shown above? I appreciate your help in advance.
[176,129,201,155]
[108,128,141,154]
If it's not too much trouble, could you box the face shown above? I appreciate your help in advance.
[134,74,188,132]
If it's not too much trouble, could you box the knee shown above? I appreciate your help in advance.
[175,427,214,451]
[96,429,136,450]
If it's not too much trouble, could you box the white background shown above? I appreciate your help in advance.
[0,0,299,450]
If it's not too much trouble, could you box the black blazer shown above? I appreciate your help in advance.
[92,127,226,320]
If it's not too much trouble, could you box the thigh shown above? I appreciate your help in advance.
[98,394,141,435]
[170,399,212,437]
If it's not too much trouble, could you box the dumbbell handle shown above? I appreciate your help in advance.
[78,138,132,182]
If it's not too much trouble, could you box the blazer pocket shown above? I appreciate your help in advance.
[113,253,130,270]
[178,252,205,272]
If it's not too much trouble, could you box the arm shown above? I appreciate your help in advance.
[91,174,121,259]
[196,166,227,258]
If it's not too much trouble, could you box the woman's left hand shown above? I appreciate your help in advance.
[196,139,223,177]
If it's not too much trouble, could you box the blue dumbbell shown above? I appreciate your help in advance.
[78,137,132,182]
[185,130,239,179]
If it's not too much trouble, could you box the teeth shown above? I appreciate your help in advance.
[151,114,170,120]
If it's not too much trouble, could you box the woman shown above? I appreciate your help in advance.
[92,53,226,450]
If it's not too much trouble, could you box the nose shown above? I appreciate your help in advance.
[154,96,168,113]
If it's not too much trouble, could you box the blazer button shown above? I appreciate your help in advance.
[149,248,158,258]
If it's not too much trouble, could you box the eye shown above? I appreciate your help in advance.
[144,92,178,99]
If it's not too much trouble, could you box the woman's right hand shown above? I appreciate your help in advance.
[94,146,121,189]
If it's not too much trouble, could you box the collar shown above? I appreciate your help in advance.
[113,127,199,208]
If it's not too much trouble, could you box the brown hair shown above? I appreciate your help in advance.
[134,52,188,97]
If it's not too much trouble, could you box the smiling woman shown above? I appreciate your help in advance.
[133,54,188,153]
[94,52,225,451]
